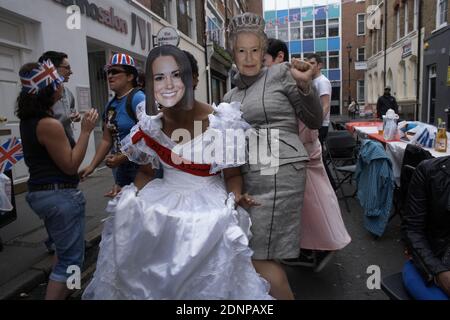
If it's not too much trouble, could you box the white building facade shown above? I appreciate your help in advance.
[0,0,207,185]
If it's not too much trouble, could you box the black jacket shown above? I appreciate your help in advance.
[402,156,450,284]
[376,94,399,118]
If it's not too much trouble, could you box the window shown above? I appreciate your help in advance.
[151,0,172,22]
[290,21,301,40]
[317,51,327,69]
[328,18,339,37]
[396,8,400,40]
[303,21,313,39]
[404,0,409,34]
[329,51,339,69]
[357,14,365,35]
[414,0,420,30]
[207,16,223,46]
[266,29,276,39]
[437,0,448,28]
[402,63,407,97]
[357,47,365,61]
[315,19,326,38]
[278,28,289,42]
[177,0,194,37]
[357,80,365,103]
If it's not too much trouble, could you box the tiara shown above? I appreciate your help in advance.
[229,13,265,34]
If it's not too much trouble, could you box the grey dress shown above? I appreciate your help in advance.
[223,62,322,260]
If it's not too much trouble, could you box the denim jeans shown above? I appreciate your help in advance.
[26,189,86,283]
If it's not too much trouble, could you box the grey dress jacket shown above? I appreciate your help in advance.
[223,62,323,171]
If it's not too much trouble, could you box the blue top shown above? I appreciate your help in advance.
[355,139,395,237]
[106,91,145,140]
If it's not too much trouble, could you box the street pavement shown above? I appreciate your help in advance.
[0,116,407,300]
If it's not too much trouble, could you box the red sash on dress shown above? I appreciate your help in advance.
[131,129,219,177]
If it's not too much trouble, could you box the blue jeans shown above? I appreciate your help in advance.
[26,189,86,283]
[403,260,449,300]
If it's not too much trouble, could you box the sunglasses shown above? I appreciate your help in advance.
[107,69,126,76]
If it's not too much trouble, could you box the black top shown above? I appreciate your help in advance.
[20,117,79,185]
[402,156,450,283]
[376,94,399,118]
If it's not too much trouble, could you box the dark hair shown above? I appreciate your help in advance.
[305,53,322,64]
[266,38,289,62]
[182,50,199,76]
[145,45,194,115]
[137,70,146,89]
[16,63,58,120]
[38,51,68,68]
[122,65,139,87]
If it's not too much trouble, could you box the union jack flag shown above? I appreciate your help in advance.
[108,53,135,67]
[0,137,23,174]
[19,60,64,95]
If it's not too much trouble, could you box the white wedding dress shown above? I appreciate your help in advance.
[82,102,272,300]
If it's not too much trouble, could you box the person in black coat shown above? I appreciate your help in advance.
[376,87,399,118]
[402,156,450,300]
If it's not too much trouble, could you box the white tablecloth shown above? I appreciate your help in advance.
[385,141,450,185]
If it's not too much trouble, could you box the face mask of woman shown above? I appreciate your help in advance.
[152,56,186,108]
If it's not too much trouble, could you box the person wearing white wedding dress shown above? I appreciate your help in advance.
[82,45,273,300]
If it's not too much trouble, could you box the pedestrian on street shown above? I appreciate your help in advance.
[82,45,272,300]
[38,51,81,139]
[348,100,359,119]
[38,51,81,254]
[17,61,98,300]
[402,156,450,300]
[79,53,155,197]
[223,13,322,300]
[304,53,332,146]
[376,86,399,118]
[263,40,351,272]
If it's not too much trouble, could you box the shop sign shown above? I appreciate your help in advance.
[355,61,367,70]
[131,13,152,51]
[402,42,412,59]
[156,27,180,47]
[53,0,128,34]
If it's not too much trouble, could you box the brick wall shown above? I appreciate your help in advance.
[342,0,367,108]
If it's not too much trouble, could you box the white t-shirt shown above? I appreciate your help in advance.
[312,74,332,127]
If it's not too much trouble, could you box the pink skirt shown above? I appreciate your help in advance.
[298,123,351,250]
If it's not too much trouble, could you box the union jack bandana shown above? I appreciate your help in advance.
[105,53,136,71]
[0,137,23,174]
[19,60,64,95]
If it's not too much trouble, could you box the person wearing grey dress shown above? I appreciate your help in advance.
[223,13,323,299]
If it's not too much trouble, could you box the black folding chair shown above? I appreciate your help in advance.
[391,144,433,222]
[381,272,412,300]
[325,132,357,213]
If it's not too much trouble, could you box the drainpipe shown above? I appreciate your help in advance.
[415,0,422,121]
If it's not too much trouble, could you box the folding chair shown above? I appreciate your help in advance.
[325,132,357,213]
[381,272,412,300]
[391,144,433,222]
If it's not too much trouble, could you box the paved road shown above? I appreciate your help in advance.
[12,182,405,300]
